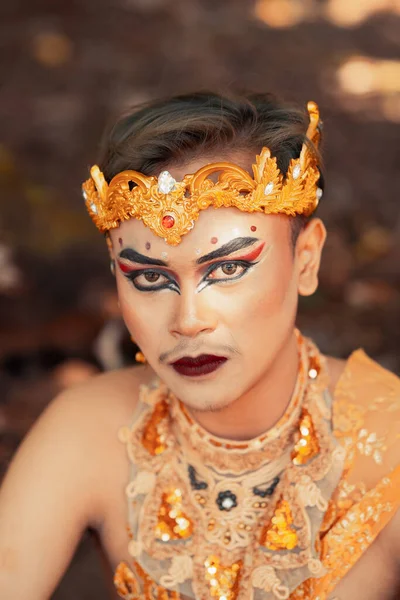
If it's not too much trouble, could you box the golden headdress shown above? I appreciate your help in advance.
[82,101,322,245]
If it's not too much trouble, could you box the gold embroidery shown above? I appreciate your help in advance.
[355,428,386,465]
[204,555,242,600]
[114,562,140,599]
[142,399,169,456]
[155,488,193,541]
[260,498,298,551]
[292,409,320,465]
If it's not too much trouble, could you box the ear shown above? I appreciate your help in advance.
[295,218,326,297]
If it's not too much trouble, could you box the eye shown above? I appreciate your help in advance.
[124,268,179,293]
[206,261,247,281]
[143,271,161,283]
[221,263,239,276]
[133,271,167,287]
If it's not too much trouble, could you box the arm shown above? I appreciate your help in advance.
[0,390,105,599]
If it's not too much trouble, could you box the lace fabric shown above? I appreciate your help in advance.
[114,339,400,600]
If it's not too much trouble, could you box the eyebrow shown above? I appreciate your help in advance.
[118,248,168,266]
[118,236,260,268]
[196,237,259,264]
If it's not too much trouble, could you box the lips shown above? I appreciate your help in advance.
[170,354,227,377]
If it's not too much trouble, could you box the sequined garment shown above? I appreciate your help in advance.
[114,334,400,600]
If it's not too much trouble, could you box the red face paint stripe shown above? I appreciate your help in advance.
[232,241,265,263]
[117,261,137,274]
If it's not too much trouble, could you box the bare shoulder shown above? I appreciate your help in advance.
[52,363,155,427]
[1,364,155,529]
[0,366,156,598]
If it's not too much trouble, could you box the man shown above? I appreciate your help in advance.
[0,92,399,600]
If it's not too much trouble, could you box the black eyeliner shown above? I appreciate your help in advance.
[123,268,180,294]
[202,259,256,279]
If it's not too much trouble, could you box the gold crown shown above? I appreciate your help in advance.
[83,101,322,246]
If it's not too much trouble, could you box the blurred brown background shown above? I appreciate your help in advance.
[1,0,399,597]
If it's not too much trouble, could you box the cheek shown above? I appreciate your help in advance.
[227,254,296,339]
[116,278,167,348]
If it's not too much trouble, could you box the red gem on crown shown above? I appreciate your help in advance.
[162,215,175,229]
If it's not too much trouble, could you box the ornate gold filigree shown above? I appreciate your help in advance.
[83,101,322,245]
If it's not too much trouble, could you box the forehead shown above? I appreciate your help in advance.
[109,153,289,257]
[111,208,290,262]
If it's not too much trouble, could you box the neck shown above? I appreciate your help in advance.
[189,330,300,441]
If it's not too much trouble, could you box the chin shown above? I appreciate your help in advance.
[169,379,239,413]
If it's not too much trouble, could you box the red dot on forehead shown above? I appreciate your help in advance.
[211,237,218,244]
[145,242,151,250]
[251,226,257,232]
[118,237,123,247]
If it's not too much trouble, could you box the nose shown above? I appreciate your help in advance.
[169,286,217,339]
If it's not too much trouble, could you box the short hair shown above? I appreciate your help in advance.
[98,91,324,247]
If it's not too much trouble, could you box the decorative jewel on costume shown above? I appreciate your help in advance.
[204,555,242,600]
[82,190,87,201]
[260,498,298,551]
[316,187,323,201]
[155,488,193,542]
[216,490,238,512]
[113,562,140,597]
[141,399,169,456]
[292,409,320,465]
[158,170,177,194]
[308,354,321,380]
[82,102,322,245]
[188,465,208,491]
[253,476,280,498]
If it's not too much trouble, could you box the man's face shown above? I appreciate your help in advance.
[109,158,325,412]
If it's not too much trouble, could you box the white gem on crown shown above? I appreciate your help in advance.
[82,190,87,201]
[158,171,177,194]
[90,202,97,214]
[264,182,274,195]
[316,187,323,200]
[292,165,301,180]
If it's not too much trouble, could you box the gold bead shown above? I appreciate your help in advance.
[135,351,147,364]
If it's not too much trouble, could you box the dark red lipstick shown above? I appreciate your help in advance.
[171,354,227,377]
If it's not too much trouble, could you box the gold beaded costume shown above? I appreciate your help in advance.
[114,333,400,600]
